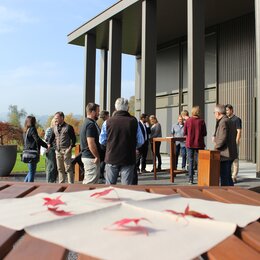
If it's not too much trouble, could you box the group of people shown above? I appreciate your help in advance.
[22,98,242,187]
[171,104,242,186]
[80,98,163,185]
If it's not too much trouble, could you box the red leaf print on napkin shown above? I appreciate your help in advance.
[90,188,114,198]
[165,204,213,220]
[47,207,73,216]
[106,218,151,236]
[43,196,65,206]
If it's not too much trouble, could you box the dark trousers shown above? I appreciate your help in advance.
[136,141,149,171]
[220,160,234,186]
[46,147,58,183]
[176,144,186,169]
[151,141,161,169]
[187,148,199,182]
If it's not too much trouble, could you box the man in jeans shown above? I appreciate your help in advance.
[80,103,101,184]
[48,111,76,184]
[99,98,144,185]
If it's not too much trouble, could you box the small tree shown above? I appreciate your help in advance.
[0,122,23,146]
[8,105,27,127]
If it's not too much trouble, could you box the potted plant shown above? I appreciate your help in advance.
[0,122,23,176]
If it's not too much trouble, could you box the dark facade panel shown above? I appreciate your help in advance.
[218,14,256,161]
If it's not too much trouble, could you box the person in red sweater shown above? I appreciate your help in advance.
[184,106,207,184]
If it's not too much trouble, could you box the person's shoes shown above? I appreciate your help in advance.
[188,179,194,185]
[137,168,140,174]
[141,169,149,173]
[232,177,237,183]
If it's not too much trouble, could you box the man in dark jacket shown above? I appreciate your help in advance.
[136,113,151,174]
[48,112,76,184]
[99,98,144,185]
[213,104,238,186]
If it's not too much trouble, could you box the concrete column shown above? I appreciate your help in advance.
[107,19,122,114]
[141,0,157,116]
[255,0,260,177]
[187,0,205,118]
[135,56,142,118]
[99,49,108,111]
[83,34,96,117]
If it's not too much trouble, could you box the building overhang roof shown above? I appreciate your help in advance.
[68,0,254,55]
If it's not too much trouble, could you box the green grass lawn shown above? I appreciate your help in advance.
[12,153,46,173]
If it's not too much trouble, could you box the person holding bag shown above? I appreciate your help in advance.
[22,116,47,182]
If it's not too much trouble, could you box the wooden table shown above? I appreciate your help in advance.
[0,182,259,259]
[152,137,186,182]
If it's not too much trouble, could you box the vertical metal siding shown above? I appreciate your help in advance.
[218,14,256,161]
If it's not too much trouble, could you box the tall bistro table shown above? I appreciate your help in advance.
[0,182,259,259]
[152,137,186,182]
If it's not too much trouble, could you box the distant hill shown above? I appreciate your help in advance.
[0,113,83,128]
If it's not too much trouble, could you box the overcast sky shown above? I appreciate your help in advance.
[0,0,135,116]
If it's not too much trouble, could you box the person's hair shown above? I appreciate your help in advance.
[86,103,99,114]
[225,104,233,110]
[191,106,200,117]
[149,115,158,123]
[54,111,64,118]
[50,117,56,128]
[100,110,109,119]
[115,98,128,111]
[140,113,147,119]
[215,104,226,115]
[24,115,36,132]
[181,110,189,117]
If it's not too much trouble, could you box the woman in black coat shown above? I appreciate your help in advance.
[23,116,47,182]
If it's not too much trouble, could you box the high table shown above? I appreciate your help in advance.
[152,137,186,182]
[0,182,259,259]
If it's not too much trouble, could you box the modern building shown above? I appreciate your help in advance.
[68,0,260,176]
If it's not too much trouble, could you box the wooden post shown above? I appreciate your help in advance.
[74,144,83,182]
[198,150,220,186]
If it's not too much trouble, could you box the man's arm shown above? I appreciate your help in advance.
[236,129,242,144]
[87,137,100,164]
[99,121,107,145]
[68,125,76,148]
[215,121,228,150]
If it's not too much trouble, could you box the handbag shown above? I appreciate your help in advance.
[21,129,39,163]
[21,149,38,163]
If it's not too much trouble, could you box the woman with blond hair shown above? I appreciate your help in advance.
[44,117,58,183]
[184,106,207,184]
[149,115,162,171]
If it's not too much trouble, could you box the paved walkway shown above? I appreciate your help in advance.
[2,155,260,190]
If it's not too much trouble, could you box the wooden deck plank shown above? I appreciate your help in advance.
[0,183,9,191]
[0,184,36,199]
[202,189,260,205]
[176,188,215,200]
[207,235,260,260]
[4,234,68,260]
[25,184,65,197]
[227,188,260,205]
[239,222,260,253]
[148,187,176,195]
[64,184,96,192]
[78,253,100,260]
[0,226,23,259]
